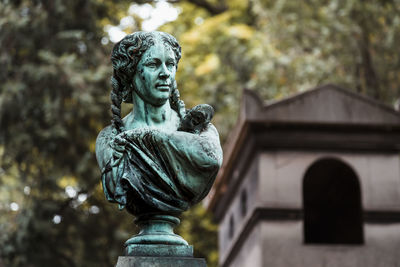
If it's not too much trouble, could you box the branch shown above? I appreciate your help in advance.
[351,5,381,99]
[166,0,228,15]
[188,0,227,15]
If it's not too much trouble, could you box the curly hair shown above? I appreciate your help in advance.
[110,31,185,134]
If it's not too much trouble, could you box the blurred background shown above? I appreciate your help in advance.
[0,0,399,266]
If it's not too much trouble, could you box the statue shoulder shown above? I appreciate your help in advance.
[96,125,113,147]
[95,125,114,169]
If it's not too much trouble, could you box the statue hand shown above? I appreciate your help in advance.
[112,128,157,149]
[111,132,130,159]
[112,129,140,146]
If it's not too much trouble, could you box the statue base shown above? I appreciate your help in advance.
[125,244,193,257]
[116,256,206,267]
[125,214,191,257]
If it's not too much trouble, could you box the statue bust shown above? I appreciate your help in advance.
[95,31,223,257]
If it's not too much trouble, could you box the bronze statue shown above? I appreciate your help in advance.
[95,31,222,257]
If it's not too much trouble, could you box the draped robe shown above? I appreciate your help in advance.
[95,124,223,215]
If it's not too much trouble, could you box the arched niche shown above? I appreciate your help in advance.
[303,157,364,245]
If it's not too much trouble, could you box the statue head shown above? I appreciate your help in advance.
[110,31,183,133]
[111,31,181,103]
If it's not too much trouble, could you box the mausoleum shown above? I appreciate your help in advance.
[207,84,400,267]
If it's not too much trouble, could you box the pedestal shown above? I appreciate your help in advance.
[116,256,206,267]
[125,244,193,257]
[118,214,206,266]
[125,214,190,257]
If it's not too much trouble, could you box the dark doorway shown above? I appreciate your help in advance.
[303,158,364,245]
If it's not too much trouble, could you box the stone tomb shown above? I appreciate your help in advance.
[207,84,400,267]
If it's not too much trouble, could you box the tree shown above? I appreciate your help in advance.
[161,0,400,139]
[0,1,135,266]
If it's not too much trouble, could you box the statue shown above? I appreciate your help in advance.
[95,31,223,258]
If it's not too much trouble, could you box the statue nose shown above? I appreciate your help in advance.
[159,72,169,79]
[159,64,170,79]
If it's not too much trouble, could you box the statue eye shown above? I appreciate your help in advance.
[146,62,157,68]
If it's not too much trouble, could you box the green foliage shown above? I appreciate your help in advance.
[0,1,134,266]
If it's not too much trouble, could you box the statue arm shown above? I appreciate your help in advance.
[119,123,222,168]
[97,123,222,171]
[165,124,223,169]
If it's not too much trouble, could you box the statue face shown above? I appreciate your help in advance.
[133,43,177,106]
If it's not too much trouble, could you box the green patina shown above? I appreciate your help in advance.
[95,31,223,258]
[116,256,206,267]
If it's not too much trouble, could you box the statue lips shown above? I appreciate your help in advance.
[156,84,171,92]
